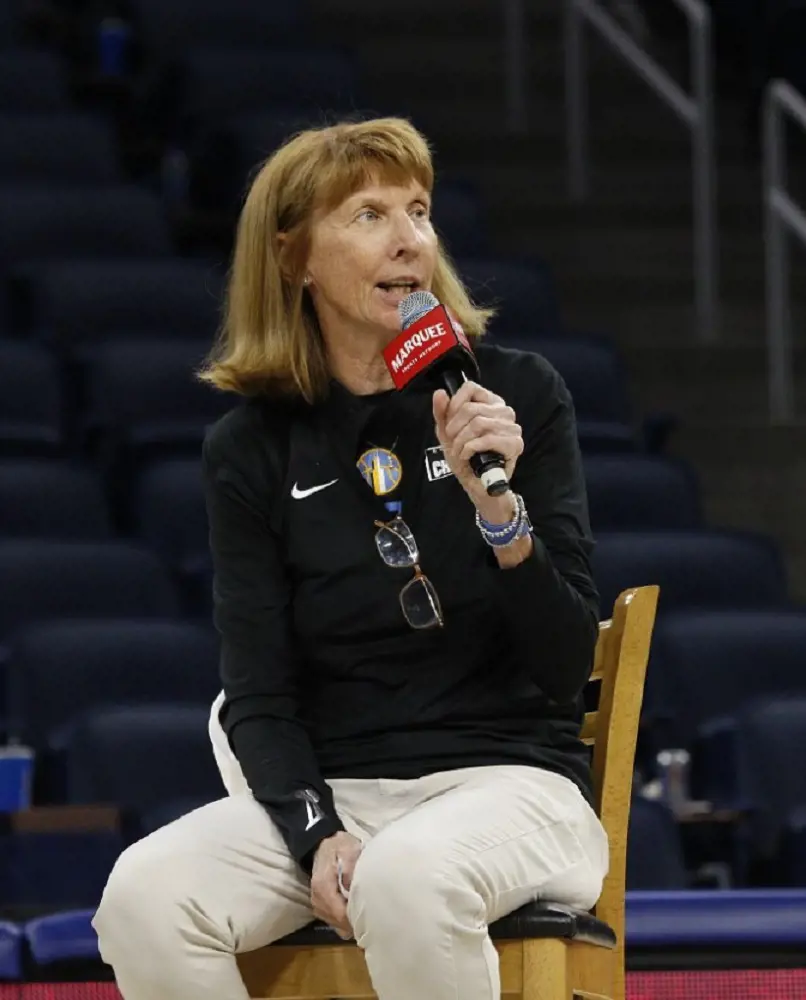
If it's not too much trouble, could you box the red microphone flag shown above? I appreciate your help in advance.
[382,304,473,390]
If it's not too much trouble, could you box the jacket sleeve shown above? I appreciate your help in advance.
[492,358,600,704]
[202,410,344,872]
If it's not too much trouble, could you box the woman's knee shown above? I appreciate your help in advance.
[94,832,207,954]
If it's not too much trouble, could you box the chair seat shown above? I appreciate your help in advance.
[275,901,617,950]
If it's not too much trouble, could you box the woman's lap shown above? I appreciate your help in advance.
[96,766,608,955]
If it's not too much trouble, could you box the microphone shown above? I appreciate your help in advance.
[382,290,509,497]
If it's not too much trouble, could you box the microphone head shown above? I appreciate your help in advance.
[399,290,439,331]
[383,297,478,391]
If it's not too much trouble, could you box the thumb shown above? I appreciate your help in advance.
[432,388,449,432]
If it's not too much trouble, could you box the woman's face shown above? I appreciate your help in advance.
[304,177,438,340]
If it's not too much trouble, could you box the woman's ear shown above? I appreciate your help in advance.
[275,228,312,288]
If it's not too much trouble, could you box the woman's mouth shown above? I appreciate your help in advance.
[376,281,419,305]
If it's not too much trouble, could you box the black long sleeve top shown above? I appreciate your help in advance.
[202,343,600,872]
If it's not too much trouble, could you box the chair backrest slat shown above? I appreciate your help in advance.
[588,586,659,994]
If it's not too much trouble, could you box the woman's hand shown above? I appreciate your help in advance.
[433,381,524,511]
[310,831,363,939]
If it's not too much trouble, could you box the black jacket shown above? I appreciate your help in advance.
[202,343,600,872]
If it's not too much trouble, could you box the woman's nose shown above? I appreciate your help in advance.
[390,213,420,255]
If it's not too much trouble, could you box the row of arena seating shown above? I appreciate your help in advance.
[0,329,635,462]
[3,887,806,981]
[0,181,508,285]
[0,528,804,888]
[0,527,791,658]
[0,746,712,911]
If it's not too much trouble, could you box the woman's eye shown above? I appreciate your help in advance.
[412,205,430,220]
[358,208,379,221]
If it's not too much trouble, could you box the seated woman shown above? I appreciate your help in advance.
[92,115,608,1000]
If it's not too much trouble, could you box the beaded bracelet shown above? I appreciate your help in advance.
[475,492,531,548]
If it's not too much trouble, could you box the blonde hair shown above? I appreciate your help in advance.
[197,116,493,402]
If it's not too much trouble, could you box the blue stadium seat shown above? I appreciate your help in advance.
[431,178,489,258]
[583,454,702,530]
[0,540,179,649]
[0,186,171,280]
[531,336,632,423]
[25,909,99,967]
[737,696,806,879]
[651,610,806,808]
[0,919,21,980]
[626,796,688,890]
[7,620,219,750]
[187,106,317,213]
[651,609,806,755]
[28,259,225,345]
[133,458,210,608]
[0,460,110,539]
[86,339,231,463]
[592,529,788,616]
[497,335,638,453]
[573,424,637,455]
[0,113,118,183]
[0,341,64,457]
[180,46,359,121]
[66,704,223,814]
[458,257,561,339]
[0,50,67,111]
[130,0,306,52]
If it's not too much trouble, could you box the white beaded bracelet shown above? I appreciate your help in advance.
[475,492,530,547]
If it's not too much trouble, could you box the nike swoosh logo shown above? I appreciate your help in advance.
[291,479,338,500]
[305,800,322,831]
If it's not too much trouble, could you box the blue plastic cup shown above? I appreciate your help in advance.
[0,746,34,812]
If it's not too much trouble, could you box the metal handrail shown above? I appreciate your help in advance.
[764,79,806,424]
[564,0,719,343]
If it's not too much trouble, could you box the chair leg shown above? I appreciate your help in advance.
[611,942,624,1000]
[521,939,570,1000]
[566,942,617,1000]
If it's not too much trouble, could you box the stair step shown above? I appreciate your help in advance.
[560,298,806,348]
[624,343,806,420]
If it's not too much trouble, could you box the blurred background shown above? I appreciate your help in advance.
[1,0,806,996]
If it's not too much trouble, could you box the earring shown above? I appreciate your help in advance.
[303,275,311,287]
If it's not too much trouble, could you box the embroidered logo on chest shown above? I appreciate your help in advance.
[356,447,403,496]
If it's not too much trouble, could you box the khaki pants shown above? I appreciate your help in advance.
[93,765,608,1000]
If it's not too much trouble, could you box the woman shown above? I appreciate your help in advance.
[93,116,608,1000]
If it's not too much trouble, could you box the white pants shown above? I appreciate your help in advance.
[93,695,609,1000]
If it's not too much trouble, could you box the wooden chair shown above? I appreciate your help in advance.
[237,585,659,1000]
